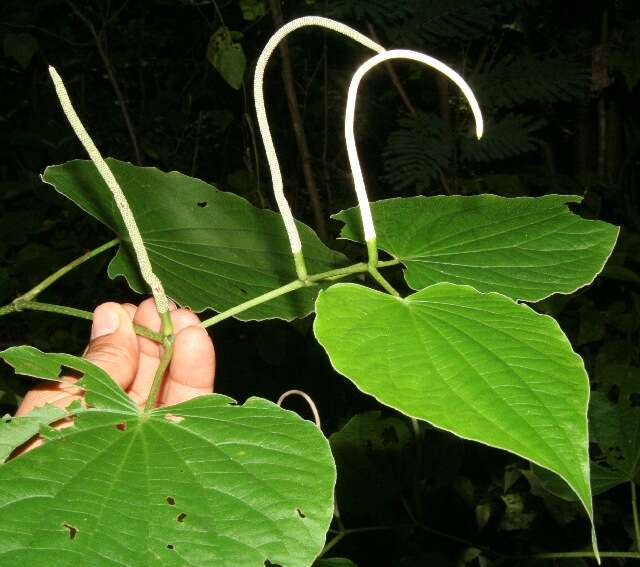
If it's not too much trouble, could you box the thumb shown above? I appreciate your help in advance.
[84,302,139,390]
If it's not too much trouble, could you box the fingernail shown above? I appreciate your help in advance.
[91,305,120,340]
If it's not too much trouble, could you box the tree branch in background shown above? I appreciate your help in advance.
[65,0,143,165]
[267,0,328,241]
[365,22,416,116]
[365,23,453,194]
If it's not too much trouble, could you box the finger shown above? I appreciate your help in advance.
[160,325,215,406]
[17,302,138,417]
[128,299,196,405]
[83,302,139,390]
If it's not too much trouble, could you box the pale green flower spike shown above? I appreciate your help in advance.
[345,49,484,265]
[49,66,170,315]
[254,16,384,280]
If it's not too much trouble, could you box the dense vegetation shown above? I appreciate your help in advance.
[1,1,639,565]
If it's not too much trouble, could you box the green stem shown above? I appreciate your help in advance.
[632,481,640,552]
[201,259,402,328]
[366,238,379,267]
[293,250,309,282]
[14,301,94,320]
[18,239,119,303]
[368,266,400,296]
[529,551,640,560]
[143,335,174,412]
[320,532,346,557]
[1,300,163,342]
[201,280,307,328]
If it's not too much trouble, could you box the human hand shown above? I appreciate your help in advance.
[16,298,215,420]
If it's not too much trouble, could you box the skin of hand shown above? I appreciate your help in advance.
[16,297,215,429]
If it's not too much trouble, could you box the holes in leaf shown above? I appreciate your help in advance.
[197,201,208,208]
[264,561,282,567]
[63,523,77,540]
[296,508,305,518]
[239,288,247,294]
[177,512,187,523]
[167,544,175,550]
[58,365,83,380]
[166,496,176,506]
[115,423,127,431]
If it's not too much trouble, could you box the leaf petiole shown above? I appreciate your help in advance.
[201,258,402,328]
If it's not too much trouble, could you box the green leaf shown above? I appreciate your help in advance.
[0,351,335,567]
[239,0,266,21]
[334,195,618,301]
[0,405,67,462]
[3,33,39,69]
[43,159,346,321]
[589,390,640,484]
[206,27,246,90]
[329,411,411,515]
[0,345,138,413]
[314,558,358,567]
[314,283,593,517]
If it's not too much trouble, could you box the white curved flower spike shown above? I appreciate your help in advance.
[345,49,484,250]
[254,16,384,279]
[49,66,171,316]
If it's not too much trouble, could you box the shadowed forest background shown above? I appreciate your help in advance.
[1,0,640,565]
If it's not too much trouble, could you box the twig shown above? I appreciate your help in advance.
[267,0,328,241]
[366,22,416,116]
[66,0,143,165]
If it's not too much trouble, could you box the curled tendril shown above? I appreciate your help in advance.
[277,389,321,428]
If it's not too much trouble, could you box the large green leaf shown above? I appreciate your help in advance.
[0,347,335,567]
[314,283,592,517]
[43,159,346,321]
[334,195,618,302]
[0,405,67,462]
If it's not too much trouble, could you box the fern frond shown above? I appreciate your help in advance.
[328,0,411,28]
[476,55,590,109]
[393,0,514,45]
[382,112,453,193]
[460,113,544,163]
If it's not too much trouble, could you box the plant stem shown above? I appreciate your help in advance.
[17,239,119,303]
[529,551,640,560]
[13,301,94,321]
[368,266,400,296]
[201,259,402,328]
[143,335,174,412]
[0,300,163,343]
[320,532,346,557]
[201,280,306,328]
[632,481,640,551]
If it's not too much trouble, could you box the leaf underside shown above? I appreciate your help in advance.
[43,159,346,321]
[0,347,336,567]
[334,194,619,302]
[314,282,592,516]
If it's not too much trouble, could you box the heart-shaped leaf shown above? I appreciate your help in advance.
[0,347,336,567]
[43,159,346,321]
[314,283,592,517]
[334,195,618,301]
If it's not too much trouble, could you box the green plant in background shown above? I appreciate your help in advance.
[0,12,632,567]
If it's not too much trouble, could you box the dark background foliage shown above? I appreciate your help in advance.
[2,0,640,565]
